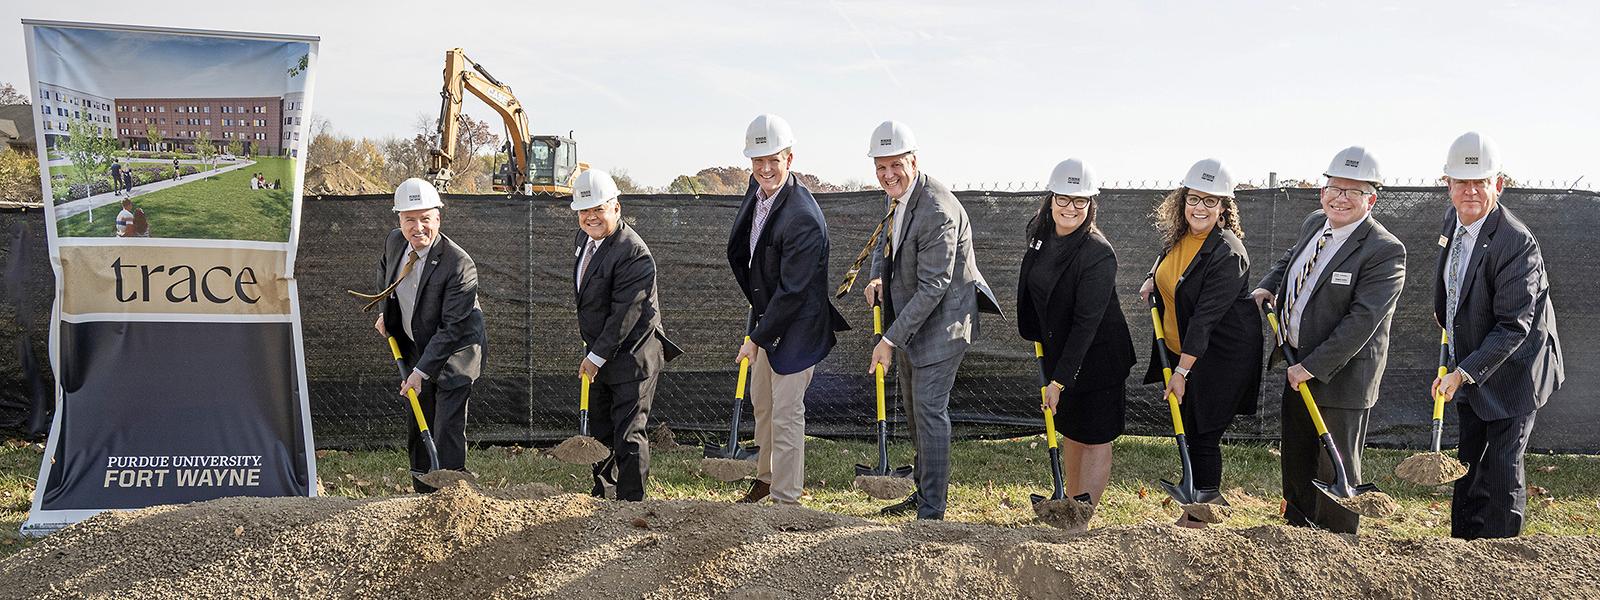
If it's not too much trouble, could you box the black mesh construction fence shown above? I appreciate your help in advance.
[2,186,1597,452]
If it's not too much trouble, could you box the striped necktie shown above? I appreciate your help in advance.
[1284,228,1333,345]
[1445,225,1468,361]
[833,194,902,298]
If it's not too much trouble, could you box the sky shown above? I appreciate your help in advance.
[5,1,1597,189]
[29,25,307,99]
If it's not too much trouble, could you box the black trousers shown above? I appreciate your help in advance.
[1452,402,1537,540]
[590,375,656,502]
[1280,386,1368,534]
[1184,427,1226,491]
[409,381,470,492]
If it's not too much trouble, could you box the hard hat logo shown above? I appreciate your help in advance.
[1067,176,1080,185]
[1345,159,1361,168]
[879,138,893,146]
[1201,173,1216,182]
[754,136,767,145]
[1465,157,1480,165]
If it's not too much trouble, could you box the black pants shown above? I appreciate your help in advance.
[409,381,470,492]
[1184,427,1226,491]
[1280,386,1368,534]
[589,375,656,502]
[1453,402,1537,540]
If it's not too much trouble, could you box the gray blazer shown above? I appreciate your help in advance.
[869,173,1002,367]
[1258,211,1406,410]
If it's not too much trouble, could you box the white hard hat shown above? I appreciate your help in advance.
[1046,158,1099,197]
[392,178,444,212]
[743,113,795,158]
[1323,146,1383,187]
[570,169,620,210]
[867,120,917,158]
[1182,158,1236,197]
[1443,131,1501,180]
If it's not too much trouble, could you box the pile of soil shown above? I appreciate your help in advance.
[549,436,610,465]
[304,160,387,196]
[4,482,1597,599]
[700,457,756,482]
[1032,498,1095,531]
[1395,452,1470,486]
[853,475,916,500]
[1182,502,1233,524]
[1336,491,1401,518]
[648,424,679,451]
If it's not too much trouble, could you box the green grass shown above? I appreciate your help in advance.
[55,157,294,242]
[0,434,1594,558]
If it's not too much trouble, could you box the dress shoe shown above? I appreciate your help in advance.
[737,480,771,504]
[879,493,919,516]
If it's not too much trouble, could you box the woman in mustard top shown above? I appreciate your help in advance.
[1138,158,1264,528]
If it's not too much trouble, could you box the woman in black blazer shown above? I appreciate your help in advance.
[1017,159,1136,507]
[1138,158,1263,528]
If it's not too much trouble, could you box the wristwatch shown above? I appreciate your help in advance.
[1173,366,1191,378]
[1049,380,1065,392]
[1456,368,1475,385]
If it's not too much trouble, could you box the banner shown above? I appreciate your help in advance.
[20,20,319,534]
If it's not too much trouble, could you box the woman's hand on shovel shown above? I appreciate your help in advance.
[1043,381,1063,412]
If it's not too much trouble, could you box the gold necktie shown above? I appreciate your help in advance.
[347,251,421,312]
[834,195,901,299]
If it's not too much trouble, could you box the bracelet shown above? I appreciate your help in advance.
[1173,366,1191,378]
[1049,381,1065,391]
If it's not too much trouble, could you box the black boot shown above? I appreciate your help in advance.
[880,493,919,516]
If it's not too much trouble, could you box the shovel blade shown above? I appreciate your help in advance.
[855,463,915,478]
[703,442,761,460]
[1159,478,1200,506]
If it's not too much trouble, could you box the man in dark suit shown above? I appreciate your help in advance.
[1253,146,1407,534]
[856,121,1002,520]
[726,114,849,504]
[371,178,485,492]
[1431,132,1563,539]
[572,169,682,502]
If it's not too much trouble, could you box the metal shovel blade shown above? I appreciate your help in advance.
[703,440,759,461]
[855,463,914,478]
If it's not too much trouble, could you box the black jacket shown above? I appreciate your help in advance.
[1017,228,1135,394]
[1143,228,1263,433]
[1434,206,1563,419]
[378,230,485,390]
[727,176,850,374]
[575,223,683,384]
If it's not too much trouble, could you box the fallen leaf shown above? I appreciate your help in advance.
[1536,465,1556,473]
[1161,497,1173,507]
[1529,485,1548,498]
[1267,447,1281,457]
[234,526,244,537]
[1028,442,1039,450]
[1137,486,1148,499]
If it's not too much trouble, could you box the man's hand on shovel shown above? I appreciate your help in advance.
[1433,369,1466,402]
[868,338,893,376]
[398,370,423,399]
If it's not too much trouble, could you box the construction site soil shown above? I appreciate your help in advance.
[3,481,1597,599]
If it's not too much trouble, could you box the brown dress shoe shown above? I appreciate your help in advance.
[737,480,770,503]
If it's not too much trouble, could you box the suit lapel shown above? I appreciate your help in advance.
[1178,229,1222,284]
[894,174,927,262]
[751,176,792,256]
[579,224,624,302]
[1035,231,1089,310]
[1456,208,1502,306]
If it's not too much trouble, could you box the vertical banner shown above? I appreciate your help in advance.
[20,20,319,535]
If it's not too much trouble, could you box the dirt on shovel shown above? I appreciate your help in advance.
[1335,491,1400,518]
[1034,498,1095,531]
[853,475,916,500]
[415,470,479,490]
[1394,452,1469,486]
[1181,502,1233,524]
[700,457,757,482]
[550,436,610,465]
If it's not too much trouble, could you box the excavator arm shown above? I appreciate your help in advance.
[428,48,533,192]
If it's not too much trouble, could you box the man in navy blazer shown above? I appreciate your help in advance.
[1431,132,1564,539]
[726,114,849,504]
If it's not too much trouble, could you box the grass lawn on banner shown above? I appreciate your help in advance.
[55,157,294,242]
[0,435,1594,558]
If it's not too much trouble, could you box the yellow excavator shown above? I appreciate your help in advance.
[427,48,586,195]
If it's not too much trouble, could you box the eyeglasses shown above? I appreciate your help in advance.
[1321,185,1375,201]
[1052,195,1091,209]
[1183,194,1221,208]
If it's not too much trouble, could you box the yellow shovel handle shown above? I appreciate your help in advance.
[735,336,751,400]
[1149,306,1185,436]
[873,305,886,421]
[1433,329,1449,420]
[387,336,430,433]
[580,372,590,411]
[1034,343,1059,450]
[1265,311,1330,437]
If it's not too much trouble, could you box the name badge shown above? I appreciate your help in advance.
[574,246,583,257]
[1331,271,1353,285]
[1438,235,1449,248]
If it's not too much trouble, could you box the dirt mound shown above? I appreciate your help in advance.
[1336,491,1401,518]
[649,424,679,451]
[1395,452,1469,486]
[1182,502,1233,524]
[700,457,757,482]
[304,160,387,196]
[853,475,916,500]
[550,436,610,465]
[1033,498,1094,531]
[4,483,1598,599]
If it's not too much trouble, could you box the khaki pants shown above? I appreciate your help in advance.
[750,348,813,504]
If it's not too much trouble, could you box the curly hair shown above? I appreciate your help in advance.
[1151,187,1245,254]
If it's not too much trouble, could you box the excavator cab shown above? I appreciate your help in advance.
[525,135,579,195]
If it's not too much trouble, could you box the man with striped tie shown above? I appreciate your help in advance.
[1430,132,1562,539]
[1252,146,1406,533]
[725,114,849,504]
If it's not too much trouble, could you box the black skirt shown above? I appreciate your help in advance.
[1052,383,1126,445]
